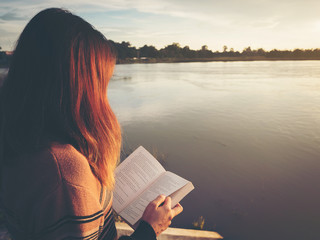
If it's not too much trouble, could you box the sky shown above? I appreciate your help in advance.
[1,0,320,52]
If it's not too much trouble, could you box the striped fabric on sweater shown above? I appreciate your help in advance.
[0,143,156,240]
[0,143,116,240]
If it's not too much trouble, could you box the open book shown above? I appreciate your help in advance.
[112,146,194,229]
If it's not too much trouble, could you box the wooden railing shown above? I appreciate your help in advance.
[116,222,223,240]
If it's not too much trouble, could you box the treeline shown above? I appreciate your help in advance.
[1,43,320,67]
[0,46,11,67]
[111,41,320,62]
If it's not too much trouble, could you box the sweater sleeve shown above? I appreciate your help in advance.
[29,180,105,240]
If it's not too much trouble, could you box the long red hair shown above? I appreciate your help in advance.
[0,8,121,189]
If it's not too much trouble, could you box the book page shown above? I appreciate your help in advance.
[119,171,191,225]
[169,182,194,207]
[113,146,166,213]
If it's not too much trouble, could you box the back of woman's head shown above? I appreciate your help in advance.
[0,8,121,189]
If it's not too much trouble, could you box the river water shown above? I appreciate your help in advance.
[1,61,319,240]
[109,61,320,240]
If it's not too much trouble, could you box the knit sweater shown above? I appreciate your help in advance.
[0,143,156,240]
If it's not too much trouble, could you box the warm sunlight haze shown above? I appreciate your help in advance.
[0,1,320,240]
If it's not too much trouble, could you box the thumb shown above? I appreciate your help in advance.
[172,203,183,217]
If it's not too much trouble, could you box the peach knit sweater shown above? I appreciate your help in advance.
[0,143,115,239]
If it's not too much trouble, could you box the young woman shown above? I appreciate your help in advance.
[0,8,182,240]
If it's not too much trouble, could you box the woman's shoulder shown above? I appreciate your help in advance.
[1,143,101,204]
[1,144,111,238]
[49,143,100,190]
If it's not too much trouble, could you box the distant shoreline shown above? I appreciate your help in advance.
[117,56,320,64]
[1,57,320,69]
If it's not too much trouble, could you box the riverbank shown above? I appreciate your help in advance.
[117,56,320,64]
[1,57,320,69]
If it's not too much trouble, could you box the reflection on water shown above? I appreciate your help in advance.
[109,61,320,240]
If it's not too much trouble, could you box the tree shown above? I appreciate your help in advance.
[112,41,137,59]
[120,41,131,48]
[160,43,182,58]
[293,48,303,58]
[257,48,266,56]
[223,45,228,52]
[242,46,252,56]
[198,45,214,58]
[182,46,196,58]
[201,45,208,51]
[139,45,158,58]
[266,49,279,58]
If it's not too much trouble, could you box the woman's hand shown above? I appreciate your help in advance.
[141,195,183,236]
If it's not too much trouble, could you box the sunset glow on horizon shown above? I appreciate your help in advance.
[1,0,320,52]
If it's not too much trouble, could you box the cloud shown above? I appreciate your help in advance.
[0,11,26,21]
[2,0,320,30]
[0,0,320,50]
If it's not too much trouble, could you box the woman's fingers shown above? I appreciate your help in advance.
[163,196,171,208]
[172,203,183,217]
[142,195,184,236]
[152,194,166,208]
